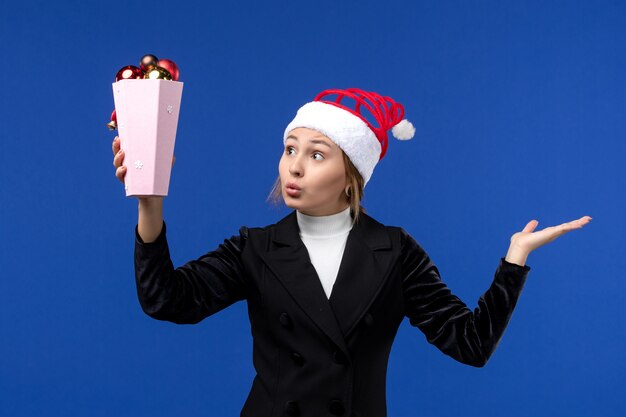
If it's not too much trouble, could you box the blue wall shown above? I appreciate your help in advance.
[1,1,623,416]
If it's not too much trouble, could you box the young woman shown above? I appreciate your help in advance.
[112,88,591,417]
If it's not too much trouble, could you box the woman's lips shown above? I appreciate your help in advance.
[285,183,301,197]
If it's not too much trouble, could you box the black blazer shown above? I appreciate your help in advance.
[134,211,530,417]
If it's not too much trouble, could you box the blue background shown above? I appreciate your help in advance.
[1,0,624,416]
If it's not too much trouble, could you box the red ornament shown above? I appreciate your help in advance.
[140,54,159,71]
[144,66,172,80]
[115,65,143,82]
[157,58,180,81]
[106,109,117,131]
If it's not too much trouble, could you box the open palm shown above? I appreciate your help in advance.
[505,216,592,266]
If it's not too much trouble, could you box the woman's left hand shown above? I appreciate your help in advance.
[504,216,592,266]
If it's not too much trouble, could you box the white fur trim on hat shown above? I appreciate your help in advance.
[284,101,381,186]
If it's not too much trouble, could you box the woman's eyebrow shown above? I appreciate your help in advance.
[285,135,331,148]
[310,138,331,148]
[285,135,332,149]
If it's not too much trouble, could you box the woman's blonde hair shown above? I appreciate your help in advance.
[267,151,366,224]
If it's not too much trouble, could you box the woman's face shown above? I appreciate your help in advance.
[279,127,349,216]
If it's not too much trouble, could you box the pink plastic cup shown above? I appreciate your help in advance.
[112,79,184,197]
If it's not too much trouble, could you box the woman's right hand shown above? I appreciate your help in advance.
[112,136,176,185]
[112,136,127,184]
[113,136,171,241]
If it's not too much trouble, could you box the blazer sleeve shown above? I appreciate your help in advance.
[134,220,249,324]
[400,228,530,367]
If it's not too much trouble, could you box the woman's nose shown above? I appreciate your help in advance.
[289,156,303,177]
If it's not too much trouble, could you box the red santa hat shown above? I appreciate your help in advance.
[284,88,415,186]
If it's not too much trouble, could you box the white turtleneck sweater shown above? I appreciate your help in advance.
[296,206,353,299]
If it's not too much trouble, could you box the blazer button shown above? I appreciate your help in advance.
[291,352,305,367]
[332,350,347,365]
[279,312,292,329]
[285,400,300,416]
[328,399,345,415]
[363,313,374,326]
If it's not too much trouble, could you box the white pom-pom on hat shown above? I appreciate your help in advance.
[391,119,415,140]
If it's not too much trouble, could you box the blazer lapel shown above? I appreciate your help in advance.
[259,211,349,355]
[329,212,396,338]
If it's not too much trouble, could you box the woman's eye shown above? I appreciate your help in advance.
[286,147,295,155]
[312,152,324,161]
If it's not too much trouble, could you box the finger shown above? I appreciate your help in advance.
[113,149,124,168]
[575,215,593,226]
[112,136,120,156]
[538,217,592,242]
[115,165,127,183]
[559,216,592,232]
[522,220,539,233]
